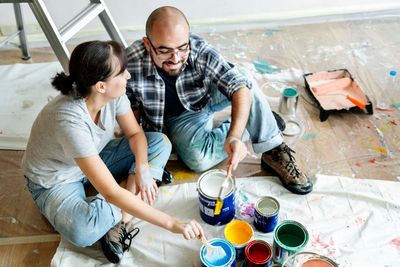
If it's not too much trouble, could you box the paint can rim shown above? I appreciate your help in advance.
[255,196,280,216]
[273,220,309,251]
[197,169,236,199]
[224,219,254,246]
[200,237,236,267]
[244,239,272,264]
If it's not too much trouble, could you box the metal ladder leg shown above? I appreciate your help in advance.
[96,0,127,48]
[13,3,30,60]
[27,0,127,73]
[28,0,70,72]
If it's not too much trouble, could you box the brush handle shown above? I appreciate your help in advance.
[201,236,214,252]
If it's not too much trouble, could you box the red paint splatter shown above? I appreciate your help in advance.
[355,217,365,226]
[389,119,398,126]
[389,238,400,251]
[368,158,377,164]
[355,162,362,167]
[312,234,329,249]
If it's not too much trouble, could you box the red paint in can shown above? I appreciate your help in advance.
[244,240,272,266]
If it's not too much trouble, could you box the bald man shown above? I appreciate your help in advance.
[125,6,312,194]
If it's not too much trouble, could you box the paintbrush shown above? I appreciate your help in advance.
[201,235,226,262]
[214,166,232,215]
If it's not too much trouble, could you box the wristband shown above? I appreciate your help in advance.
[227,136,242,144]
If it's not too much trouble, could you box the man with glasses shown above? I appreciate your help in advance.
[125,6,313,195]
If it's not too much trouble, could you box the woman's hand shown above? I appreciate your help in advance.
[135,164,158,205]
[172,220,204,240]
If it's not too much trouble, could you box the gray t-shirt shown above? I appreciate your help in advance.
[21,93,130,188]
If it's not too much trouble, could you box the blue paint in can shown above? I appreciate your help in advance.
[197,169,236,225]
[200,238,236,267]
[254,196,280,233]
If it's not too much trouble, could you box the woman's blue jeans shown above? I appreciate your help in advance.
[26,132,171,247]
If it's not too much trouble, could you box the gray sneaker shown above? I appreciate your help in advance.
[101,221,140,263]
[261,143,313,194]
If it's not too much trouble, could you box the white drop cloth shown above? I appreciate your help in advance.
[51,174,400,267]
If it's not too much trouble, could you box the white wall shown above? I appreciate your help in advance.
[1,0,400,39]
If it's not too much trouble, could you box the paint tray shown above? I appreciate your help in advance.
[303,69,373,121]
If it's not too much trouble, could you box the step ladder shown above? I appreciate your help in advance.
[0,0,127,73]
[0,3,30,60]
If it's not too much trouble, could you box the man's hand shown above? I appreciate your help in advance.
[224,137,248,170]
[135,164,158,205]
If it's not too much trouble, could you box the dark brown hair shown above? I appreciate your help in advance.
[51,40,127,98]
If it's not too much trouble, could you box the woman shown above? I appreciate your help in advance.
[21,40,203,264]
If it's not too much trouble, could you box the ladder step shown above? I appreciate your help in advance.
[59,3,105,42]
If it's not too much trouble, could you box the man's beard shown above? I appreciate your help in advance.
[161,60,185,77]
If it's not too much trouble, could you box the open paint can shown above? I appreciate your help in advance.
[197,169,236,225]
[200,238,236,267]
[244,240,273,266]
[273,220,309,264]
[282,252,338,267]
[254,196,280,233]
[224,220,254,260]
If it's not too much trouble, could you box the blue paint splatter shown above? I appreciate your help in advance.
[263,29,281,37]
[253,59,280,74]
[303,133,318,140]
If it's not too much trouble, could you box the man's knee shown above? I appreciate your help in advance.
[178,148,224,173]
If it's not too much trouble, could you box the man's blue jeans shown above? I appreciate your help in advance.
[164,71,283,172]
[25,132,171,247]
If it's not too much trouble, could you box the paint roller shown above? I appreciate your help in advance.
[214,166,233,215]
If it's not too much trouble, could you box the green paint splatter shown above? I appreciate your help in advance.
[392,102,400,110]
[303,133,318,141]
[253,59,280,74]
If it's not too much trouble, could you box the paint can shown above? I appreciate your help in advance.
[224,220,254,260]
[253,196,280,233]
[281,252,338,267]
[244,240,273,266]
[197,169,236,225]
[273,220,309,264]
[200,238,236,267]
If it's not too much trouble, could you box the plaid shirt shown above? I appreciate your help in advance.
[126,34,251,132]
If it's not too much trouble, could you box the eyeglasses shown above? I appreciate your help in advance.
[147,37,190,59]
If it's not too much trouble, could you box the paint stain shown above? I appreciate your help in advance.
[172,170,195,181]
[389,237,400,251]
[21,100,34,109]
[303,133,318,141]
[355,216,365,226]
[240,203,255,217]
[159,188,172,197]
[355,162,362,167]
[389,119,398,126]
[391,102,400,110]
[253,59,280,74]
[370,146,387,155]
[368,158,377,164]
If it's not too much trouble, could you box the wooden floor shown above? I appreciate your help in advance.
[1,15,400,266]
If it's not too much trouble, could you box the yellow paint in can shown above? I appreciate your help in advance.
[224,220,254,245]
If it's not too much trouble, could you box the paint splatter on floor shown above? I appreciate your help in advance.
[253,59,280,74]
[303,133,318,141]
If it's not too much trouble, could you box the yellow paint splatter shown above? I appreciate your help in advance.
[159,188,173,197]
[368,138,375,143]
[370,146,387,155]
[172,170,196,181]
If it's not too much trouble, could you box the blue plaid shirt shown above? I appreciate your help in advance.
[126,34,251,132]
